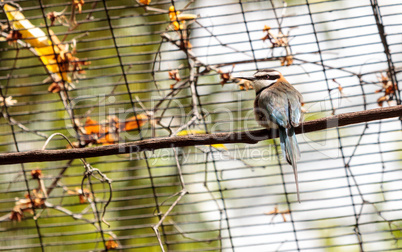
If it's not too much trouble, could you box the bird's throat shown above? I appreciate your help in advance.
[255,83,275,96]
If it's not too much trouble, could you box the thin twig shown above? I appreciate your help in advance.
[42,133,112,227]
[194,20,253,58]
[188,60,201,119]
[153,148,188,251]
[44,201,94,225]
[153,189,187,252]
[169,219,215,243]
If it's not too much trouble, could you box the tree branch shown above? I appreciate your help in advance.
[0,105,401,165]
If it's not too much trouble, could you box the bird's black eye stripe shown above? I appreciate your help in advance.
[259,74,279,80]
[255,74,279,80]
[254,71,280,80]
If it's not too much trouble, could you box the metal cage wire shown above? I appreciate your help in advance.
[0,0,401,251]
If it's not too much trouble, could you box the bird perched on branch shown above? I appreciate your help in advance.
[238,69,303,202]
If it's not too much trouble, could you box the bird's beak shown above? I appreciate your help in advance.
[235,76,255,81]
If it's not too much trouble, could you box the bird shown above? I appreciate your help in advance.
[238,69,303,202]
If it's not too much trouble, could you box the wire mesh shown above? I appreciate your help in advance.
[0,0,401,251]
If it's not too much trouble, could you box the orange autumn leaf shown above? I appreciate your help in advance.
[168,69,181,81]
[67,187,92,203]
[31,169,42,179]
[78,188,91,204]
[85,117,102,135]
[123,114,148,131]
[235,78,253,91]
[377,96,388,107]
[280,55,293,66]
[47,81,62,93]
[97,133,118,145]
[82,116,122,145]
[218,69,231,86]
[375,72,395,107]
[10,208,24,222]
[73,0,85,14]
[261,25,272,42]
[139,0,151,5]
[105,239,119,250]
[263,25,271,32]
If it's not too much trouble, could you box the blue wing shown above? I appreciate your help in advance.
[258,88,290,128]
[287,92,303,127]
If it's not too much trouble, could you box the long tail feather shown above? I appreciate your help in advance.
[279,127,301,202]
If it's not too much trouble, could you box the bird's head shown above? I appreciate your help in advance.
[237,69,284,94]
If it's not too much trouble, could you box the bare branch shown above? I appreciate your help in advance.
[0,105,401,165]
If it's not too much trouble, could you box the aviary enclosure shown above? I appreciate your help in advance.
[0,0,401,251]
